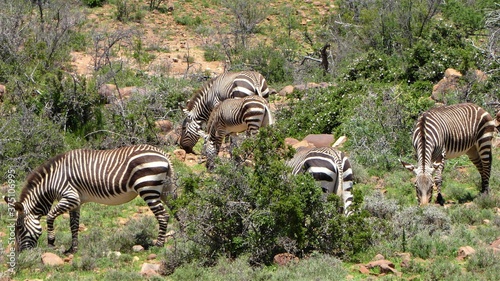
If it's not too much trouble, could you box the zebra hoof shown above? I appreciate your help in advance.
[64,247,77,255]
[436,193,445,206]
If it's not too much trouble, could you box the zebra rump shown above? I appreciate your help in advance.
[201,95,273,170]
[286,146,354,215]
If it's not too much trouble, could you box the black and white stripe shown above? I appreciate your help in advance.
[401,103,495,205]
[6,144,175,253]
[200,95,273,170]
[286,147,354,215]
[179,71,272,153]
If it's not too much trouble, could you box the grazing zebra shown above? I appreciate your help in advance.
[4,145,176,253]
[401,103,495,205]
[286,146,354,215]
[179,71,272,153]
[200,95,273,170]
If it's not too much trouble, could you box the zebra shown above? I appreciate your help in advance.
[4,144,176,253]
[400,103,495,206]
[286,146,354,215]
[199,95,274,170]
[179,71,272,154]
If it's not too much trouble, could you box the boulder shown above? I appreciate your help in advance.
[0,84,5,100]
[155,120,173,133]
[457,246,476,260]
[140,263,161,277]
[278,85,294,96]
[303,134,335,147]
[292,140,315,149]
[284,137,300,147]
[431,68,462,102]
[41,252,64,266]
[173,149,186,162]
[273,253,299,266]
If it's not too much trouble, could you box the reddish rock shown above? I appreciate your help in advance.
[292,140,315,149]
[284,137,300,147]
[273,253,299,266]
[155,120,173,133]
[490,238,500,253]
[140,263,161,277]
[365,259,398,274]
[173,149,186,162]
[0,84,5,100]
[457,246,476,260]
[41,252,64,266]
[279,85,294,96]
[303,134,335,147]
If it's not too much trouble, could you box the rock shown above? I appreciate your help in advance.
[365,259,398,274]
[132,245,145,252]
[396,252,412,268]
[155,120,173,133]
[278,85,294,96]
[303,134,335,147]
[432,68,463,102]
[147,254,157,260]
[358,264,370,274]
[273,253,299,266]
[457,246,476,260]
[133,256,140,262]
[373,254,385,260]
[41,252,64,266]
[444,68,462,79]
[140,263,161,277]
[173,149,186,162]
[284,137,300,147]
[292,140,315,149]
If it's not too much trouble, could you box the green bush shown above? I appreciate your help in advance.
[173,127,371,267]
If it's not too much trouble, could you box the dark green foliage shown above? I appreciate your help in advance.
[172,127,371,267]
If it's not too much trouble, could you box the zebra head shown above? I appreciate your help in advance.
[179,116,202,154]
[4,197,42,251]
[401,160,441,205]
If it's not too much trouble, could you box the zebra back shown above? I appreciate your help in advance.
[412,103,495,170]
[286,146,354,215]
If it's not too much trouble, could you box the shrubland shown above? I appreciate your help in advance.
[1,0,500,280]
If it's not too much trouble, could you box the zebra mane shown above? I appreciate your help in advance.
[185,77,216,111]
[417,112,428,171]
[19,152,67,202]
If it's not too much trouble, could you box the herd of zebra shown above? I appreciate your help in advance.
[5,71,497,253]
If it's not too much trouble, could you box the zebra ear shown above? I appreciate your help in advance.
[400,160,415,172]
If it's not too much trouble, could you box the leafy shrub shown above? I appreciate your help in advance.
[392,206,451,239]
[112,215,158,252]
[363,191,399,219]
[174,127,371,266]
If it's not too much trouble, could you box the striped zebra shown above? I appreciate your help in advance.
[4,145,176,253]
[200,95,273,170]
[179,71,272,154]
[286,146,354,215]
[401,103,495,205]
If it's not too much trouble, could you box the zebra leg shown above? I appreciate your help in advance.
[46,195,80,250]
[433,160,445,206]
[144,196,170,247]
[65,208,81,254]
[467,146,492,194]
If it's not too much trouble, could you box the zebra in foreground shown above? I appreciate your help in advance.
[199,95,273,170]
[179,71,272,153]
[4,145,176,253]
[400,103,495,206]
[286,146,354,215]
